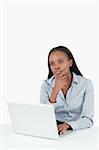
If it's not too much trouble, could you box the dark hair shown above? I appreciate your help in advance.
[48,46,83,79]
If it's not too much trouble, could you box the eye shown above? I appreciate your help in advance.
[58,59,64,64]
[49,62,54,66]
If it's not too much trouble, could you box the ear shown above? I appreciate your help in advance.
[69,59,73,67]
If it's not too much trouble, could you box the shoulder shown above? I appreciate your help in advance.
[40,75,55,88]
[73,73,93,89]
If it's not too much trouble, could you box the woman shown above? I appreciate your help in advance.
[40,46,94,135]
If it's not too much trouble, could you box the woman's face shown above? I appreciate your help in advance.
[49,51,73,75]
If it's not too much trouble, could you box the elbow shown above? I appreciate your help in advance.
[85,116,94,128]
[89,118,94,128]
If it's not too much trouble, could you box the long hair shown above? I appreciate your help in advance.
[48,46,83,79]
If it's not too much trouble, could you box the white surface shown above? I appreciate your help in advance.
[0,2,98,126]
[0,125,98,150]
[7,102,59,140]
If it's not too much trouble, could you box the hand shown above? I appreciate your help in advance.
[54,69,68,91]
[55,69,68,79]
[57,123,71,135]
[49,69,68,103]
[55,69,68,77]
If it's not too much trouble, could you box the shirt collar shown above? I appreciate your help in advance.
[47,72,79,88]
[72,72,79,84]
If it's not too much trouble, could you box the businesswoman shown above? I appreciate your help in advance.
[40,46,94,135]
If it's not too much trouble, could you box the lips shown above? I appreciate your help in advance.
[54,70,62,74]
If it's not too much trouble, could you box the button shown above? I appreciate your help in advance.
[67,112,69,115]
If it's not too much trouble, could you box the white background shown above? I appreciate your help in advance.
[0,0,98,127]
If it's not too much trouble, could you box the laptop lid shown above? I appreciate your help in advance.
[7,102,59,140]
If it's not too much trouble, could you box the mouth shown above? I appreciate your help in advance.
[54,70,62,74]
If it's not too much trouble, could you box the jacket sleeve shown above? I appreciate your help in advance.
[40,81,51,104]
[40,80,57,107]
[66,79,94,130]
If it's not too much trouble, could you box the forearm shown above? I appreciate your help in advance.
[49,87,60,103]
[67,116,94,131]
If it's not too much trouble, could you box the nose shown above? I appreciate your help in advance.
[54,64,60,71]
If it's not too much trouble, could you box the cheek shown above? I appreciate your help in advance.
[61,63,70,70]
[50,66,55,73]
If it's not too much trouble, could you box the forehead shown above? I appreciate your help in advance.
[49,51,67,61]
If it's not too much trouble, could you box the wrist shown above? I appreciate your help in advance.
[49,98,57,103]
[49,86,60,103]
[53,86,60,93]
[64,123,72,130]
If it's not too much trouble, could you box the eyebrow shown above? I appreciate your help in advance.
[49,57,65,62]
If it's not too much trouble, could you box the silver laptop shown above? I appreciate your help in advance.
[7,102,60,140]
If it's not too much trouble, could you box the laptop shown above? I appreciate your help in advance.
[7,102,60,140]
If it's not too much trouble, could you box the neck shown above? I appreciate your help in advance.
[66,71,72,82]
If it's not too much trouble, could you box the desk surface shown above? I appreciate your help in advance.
[0,124,99,150]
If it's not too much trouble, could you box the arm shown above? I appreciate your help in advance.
[40,72,66,104]
[40,81,51,104]
[49,70,69,103]
[66,79,94,130]
[49,87,59,103]
[40,80,59,105]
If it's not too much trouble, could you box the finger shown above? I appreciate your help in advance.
[60,128,66,135]
[57,124,63,129]
[60,72,67,78]
[61,75,67,80]
[54,71,62,77]
[58,126,62,131]
[56,74,66,80]
[58,128,63,132]
[60,69,68,77]
[55,69,67,76]
[57,125,63,132]
[61,77,67,83]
